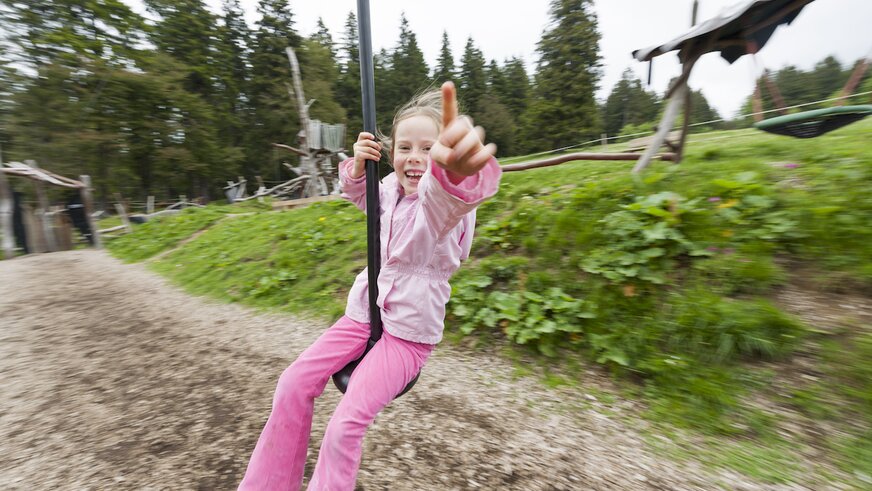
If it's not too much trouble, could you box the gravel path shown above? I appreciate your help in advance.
[0,250,834,490]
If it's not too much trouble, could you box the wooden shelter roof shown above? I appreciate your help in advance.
[1,162,84,189]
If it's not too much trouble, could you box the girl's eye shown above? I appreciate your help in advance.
[398,146,410,151]
[423,146,432,152]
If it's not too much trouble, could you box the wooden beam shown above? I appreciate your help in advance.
[271,142,308,157]
[503,152,677,173]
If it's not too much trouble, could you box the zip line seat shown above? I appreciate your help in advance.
[753,105,872,138]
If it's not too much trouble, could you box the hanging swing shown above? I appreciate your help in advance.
[753,53,872,138]
[331,0,419,398]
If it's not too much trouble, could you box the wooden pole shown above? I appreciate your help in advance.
[676,1,699,164]
[634,83,688,173]
[114,193,132,234]
[146,195,154,215]
[26,160,57,252]
[0,146,15,259]
[503,152,677,172]
[80,175,102,249]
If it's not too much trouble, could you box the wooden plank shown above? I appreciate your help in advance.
[272,194,340,210]
[27,160,57,252]
[52,211,73,251]
[80,175,102,249]
[23,205,46,253]
[147,195,154,215]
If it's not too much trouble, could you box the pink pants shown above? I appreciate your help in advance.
[238,316,434,490]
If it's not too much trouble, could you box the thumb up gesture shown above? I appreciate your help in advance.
[430,82,497,177]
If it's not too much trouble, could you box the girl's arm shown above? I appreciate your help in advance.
[416,81,501,236]
[416,156,501,238]
[338,158,368,212]
[339,132,383,213]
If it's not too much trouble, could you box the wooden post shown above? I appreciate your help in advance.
[80,175,102,249]
[0,147,15,259]
[26,160,57,252]
[53,211,73,251]
[146,195,155,215]
[114,193,132,234]
[633,83,688,173]
[23,204,47,253]
[675,1,699,164]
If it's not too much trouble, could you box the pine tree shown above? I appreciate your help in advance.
[336,12,362,148]
[0,0,146,68]
[602,69,660,136]
[312,18,336,58]
[388,14,431,111]
[248,0,302,180]
[432,31,455,84]
[525,0,602,151]
[458,37,487,117]
[497,57,531,119]
[215,0,252,166]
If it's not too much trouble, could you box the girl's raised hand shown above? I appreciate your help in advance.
[351,132,381,179]
[430,81,497,177]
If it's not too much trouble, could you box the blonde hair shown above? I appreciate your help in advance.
[378,87,448,164]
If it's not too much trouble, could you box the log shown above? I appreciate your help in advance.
[502,152,677,172]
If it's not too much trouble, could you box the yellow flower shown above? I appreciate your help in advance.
[319,216,326,222]
[717,199,739,209]
[722,229,734,237]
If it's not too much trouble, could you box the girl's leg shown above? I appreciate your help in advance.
[238,316,370,491]
[307,331,434,490]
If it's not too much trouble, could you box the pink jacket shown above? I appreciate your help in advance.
[339,157,502,344]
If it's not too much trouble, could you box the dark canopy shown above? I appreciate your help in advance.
[633,0,815,64]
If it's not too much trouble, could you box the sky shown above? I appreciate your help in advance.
[128,0,872,119]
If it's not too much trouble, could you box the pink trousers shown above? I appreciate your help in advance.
[238,316,434,490]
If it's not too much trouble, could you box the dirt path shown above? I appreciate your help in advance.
[0,250,832,490]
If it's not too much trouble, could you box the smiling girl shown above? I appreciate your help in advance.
[238,82,501,490]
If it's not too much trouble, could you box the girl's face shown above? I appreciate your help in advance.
[392,115,439,195]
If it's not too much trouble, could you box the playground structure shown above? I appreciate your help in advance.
[0,159,100,259]
[751,49,872,138]
[224,46,347,206]
[268,47,347,200]
[0,159,205,258]
[506,0,845,175]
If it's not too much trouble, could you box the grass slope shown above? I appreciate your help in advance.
[108,119,872,487]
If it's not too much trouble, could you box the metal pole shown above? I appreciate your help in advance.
[357,0,382,342]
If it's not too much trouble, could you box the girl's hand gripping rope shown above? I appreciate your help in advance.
[351,132,381,179]
[430,81,497,180]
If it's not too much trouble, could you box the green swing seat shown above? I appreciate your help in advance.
[753,105,872,138]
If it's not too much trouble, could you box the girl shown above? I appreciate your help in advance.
[238,81,501,490]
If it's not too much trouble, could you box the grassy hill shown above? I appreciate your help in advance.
[107,119,872,487]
